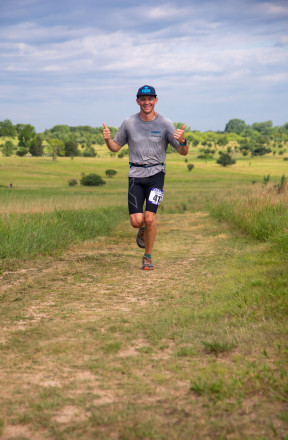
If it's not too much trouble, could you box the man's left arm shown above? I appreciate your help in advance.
[174,124,188,156]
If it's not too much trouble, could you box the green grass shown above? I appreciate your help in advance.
[210,180,288,254]
[0,206,127,260]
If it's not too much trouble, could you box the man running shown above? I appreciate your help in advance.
[103,85,188,270]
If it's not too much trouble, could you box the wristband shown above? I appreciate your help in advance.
[180,138,187,146]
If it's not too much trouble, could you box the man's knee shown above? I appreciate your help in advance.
[130,213,143,228]
[144,211,156,227]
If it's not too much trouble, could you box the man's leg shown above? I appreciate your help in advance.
[129,211,156,254]
[143,211,156,255]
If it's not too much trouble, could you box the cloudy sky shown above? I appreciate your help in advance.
[0,0,287,132]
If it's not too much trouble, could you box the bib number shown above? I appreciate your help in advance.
[148,188,164,206]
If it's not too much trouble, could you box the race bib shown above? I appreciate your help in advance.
[148,188,164,206]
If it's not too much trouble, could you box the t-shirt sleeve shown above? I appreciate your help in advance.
[114,120,128,147]
[166,120,180,150]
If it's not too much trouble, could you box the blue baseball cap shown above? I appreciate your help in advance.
[137,85,157,98]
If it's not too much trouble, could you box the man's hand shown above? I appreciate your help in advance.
[103,122,111,140]
[102,122,121,153]
[174,124,187,144]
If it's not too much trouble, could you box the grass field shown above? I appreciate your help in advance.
[0,151,287,439]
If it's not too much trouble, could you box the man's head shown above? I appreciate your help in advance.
[136,85,157,98]
[136,85,158,118]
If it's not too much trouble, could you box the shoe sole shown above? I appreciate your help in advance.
[136,229,145,248]
[142,266,154,270]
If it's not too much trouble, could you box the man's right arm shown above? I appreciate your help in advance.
[102,122,122,152]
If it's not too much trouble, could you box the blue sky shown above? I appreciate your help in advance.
[0,0,287,132]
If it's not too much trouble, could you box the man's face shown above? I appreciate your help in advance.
[136,96,158,114]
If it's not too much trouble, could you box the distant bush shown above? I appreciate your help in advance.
[83,147,97,157]
[187,164,194,172]
[197,154,213,160]
[68,178,77,186]
[105,169,117,178]
[80,173,106,186]
[118,152,124,159]
[2,140,14,156]
[217,153,236,167]
[16,147,28,157]
[252,146,271,156]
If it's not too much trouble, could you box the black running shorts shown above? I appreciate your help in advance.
[128,172,165,215]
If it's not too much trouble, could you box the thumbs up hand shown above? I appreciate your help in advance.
[102,122,111,140]
[174,124,187,144]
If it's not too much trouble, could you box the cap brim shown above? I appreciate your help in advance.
[137,94,157,98]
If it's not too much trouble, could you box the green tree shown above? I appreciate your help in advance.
[216,153,236,167]
[217,135,229,146]
[224,119,246,135]
[47,138,65,158]
[64,139,79,157]
[49,125,71,140]
[29,135,43,156]
[16,147,28,156]
[252,145,271,156]
[18,124,37,151]
[83,145,97,157]
[251,121,273,135]
[105,169,117,178]
[0,119,17,137]
[2,140,14,156]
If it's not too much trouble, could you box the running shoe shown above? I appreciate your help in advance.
[136,227,145,248]
[142,256,155,270]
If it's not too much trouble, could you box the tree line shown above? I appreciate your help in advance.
[0,119,287,158]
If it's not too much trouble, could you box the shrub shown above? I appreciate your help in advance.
[2,140,14,156]
[216,153,236,167]
[252,145,271,156]
[80,173,106,186]
[187,164,194,172]
[197,154,213,160]
[16,147,28,157]
[105,169,117,178]
[68,178,77,186]
[83,147,97,157]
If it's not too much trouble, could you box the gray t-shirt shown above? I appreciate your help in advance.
[114,113,180,177]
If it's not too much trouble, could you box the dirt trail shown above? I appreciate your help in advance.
[1,211,286,440]
[0,211,222,328]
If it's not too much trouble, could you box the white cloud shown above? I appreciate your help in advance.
[260,2,288,16]
[144,4,184,19]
